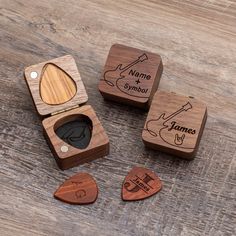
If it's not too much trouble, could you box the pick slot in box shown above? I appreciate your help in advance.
[24,55,109,169]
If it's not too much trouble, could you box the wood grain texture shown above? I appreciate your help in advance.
[42,105,109,170]
[142,90,207,159]
[99,44,163,109]
[24,55,88,116]
[122,166,162,201]
[54,172,98,204]
[40,63,76,105]
[0,0,236,236]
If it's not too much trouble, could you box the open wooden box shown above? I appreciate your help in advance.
[24,55,109,170]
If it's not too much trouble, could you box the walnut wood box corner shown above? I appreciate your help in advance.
[142,91,207,159]
[24,55,109,169]
[98,44,163,109]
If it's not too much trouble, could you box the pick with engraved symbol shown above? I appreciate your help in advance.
[54,173,98,204]
[122,167,162,201]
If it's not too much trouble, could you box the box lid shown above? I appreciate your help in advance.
[24,55,88,117]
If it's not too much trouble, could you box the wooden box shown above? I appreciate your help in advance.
[24,55,109,169]
[98,44,163,109]
[142,91,207,159]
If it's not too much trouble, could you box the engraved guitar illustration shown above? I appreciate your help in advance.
[103,53,148,87]
[144,102,196,149]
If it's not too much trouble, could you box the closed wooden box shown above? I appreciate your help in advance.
[142,91,207,159]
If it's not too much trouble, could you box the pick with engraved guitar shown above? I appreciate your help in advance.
[54,173,98,204]
[144,102,196,149]
[103,53,148,88]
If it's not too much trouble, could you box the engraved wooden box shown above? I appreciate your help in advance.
[98,44,163,109]
[142,91,207,159]
[24,55,109,170]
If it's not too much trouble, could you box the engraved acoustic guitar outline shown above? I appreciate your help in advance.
[144,102,195,149]
[102,53,150,98]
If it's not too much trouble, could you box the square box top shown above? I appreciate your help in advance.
[142,91,207,158]
[24,55,88,117]
[99,44,163,109]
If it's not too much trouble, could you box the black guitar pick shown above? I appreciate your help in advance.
[55,116,92,149]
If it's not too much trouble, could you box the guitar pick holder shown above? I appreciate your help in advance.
[24,55,109,170]
[99,44,207,159]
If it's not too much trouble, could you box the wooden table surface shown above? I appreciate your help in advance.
[0,1,236,235]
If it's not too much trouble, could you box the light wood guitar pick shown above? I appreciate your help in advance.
[40,63,76,105]
[122,167,162,201]
[54,173,98,204]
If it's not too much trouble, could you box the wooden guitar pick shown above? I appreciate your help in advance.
[142,91,207,159]
[55,115,93,149]
[40,63,77,105]
[54,173,98,204]
[122,167,162,201]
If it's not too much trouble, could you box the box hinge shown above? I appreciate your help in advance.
[51,105,79,116]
